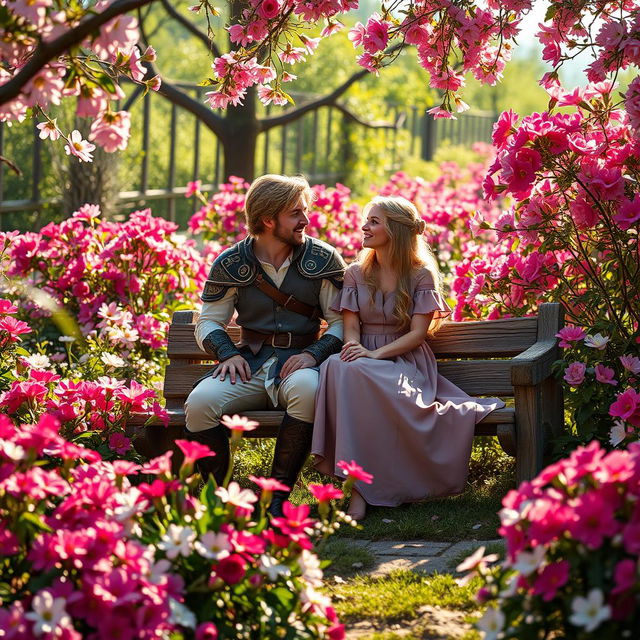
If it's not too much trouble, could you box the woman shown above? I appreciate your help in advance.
[311,196,505,520]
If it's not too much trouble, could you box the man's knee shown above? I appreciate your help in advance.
[279,368,319,423]
[184,380,226,432]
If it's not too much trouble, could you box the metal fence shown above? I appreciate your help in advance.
[0,85,496,229]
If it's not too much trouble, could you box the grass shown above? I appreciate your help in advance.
[317,538,377,576]
[326,570,482,623]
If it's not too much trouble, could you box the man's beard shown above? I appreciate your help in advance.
[273,221,305,247]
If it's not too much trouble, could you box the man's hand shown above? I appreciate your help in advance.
[340,340,376,362]
[280,352,317,379]
[213,355,252,384]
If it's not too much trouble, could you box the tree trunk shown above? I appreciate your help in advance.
[221,87,259,182]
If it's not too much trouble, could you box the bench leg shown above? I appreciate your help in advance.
[541,376,564,460]
[514,384,544,485]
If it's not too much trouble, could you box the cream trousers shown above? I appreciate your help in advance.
[184,367,319,432]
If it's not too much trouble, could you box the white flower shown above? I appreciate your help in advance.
[168,598,196,629]
[100,353,126,368]
[569,589,611,632]
[476,606,505,640]
[22,354,51,370]
[609,420,627,447]
[510,546,546,576]
[215,481,258,510]
[157,524,196,559]
[498,507,521,527]
[259,554,292,581]
[298,549,323,585]
[584,333,610,350]
[194,531,231,560]
[112,487,147,522]
[1,439,26,461]
[58,335,76,343]
[25,590,71,636]
[299,585,332,615]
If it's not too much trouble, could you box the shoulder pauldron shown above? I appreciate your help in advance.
[201,239,257,302]
[296,238,346,281]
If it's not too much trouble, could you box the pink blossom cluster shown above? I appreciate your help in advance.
[0,412,347,639]
[1,1,160,159]
[556,326,640,449]
[4,204,207,382]
[469,440,640,634]
[187,177,366,260]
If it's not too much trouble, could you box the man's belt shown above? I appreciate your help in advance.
[254,274,322,320]
[240,327,319,352]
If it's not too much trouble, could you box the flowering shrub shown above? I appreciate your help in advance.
[0,412,350,639]
[187,178,365,261]
[2,205,207,385]
[463,441,640,638]
[555,326,640,450]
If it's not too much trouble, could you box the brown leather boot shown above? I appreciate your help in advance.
[268,413,314,518]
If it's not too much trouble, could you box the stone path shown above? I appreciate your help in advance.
[347,537,502,576]
[335,538,503,639]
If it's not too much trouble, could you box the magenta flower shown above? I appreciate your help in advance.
[185,180,202,198]
[214,553,247,585]
[108,432,131,455]
[309,483,344,502]
[555,326,587,348]
[569,489,620,549]
[531,561,570,601]
[196,622,219,640]
[336,460,374,484]
[176,439,216,466]
[0,315,32,342]
[563,362,586,386]
[594,364,617,386]
[609,388,639,421]
[249,475,289,493]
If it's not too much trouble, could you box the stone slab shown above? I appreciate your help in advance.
[366,540,451,557]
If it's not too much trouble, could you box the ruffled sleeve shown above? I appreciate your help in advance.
[412,270,451,319]
[330,265,360,313]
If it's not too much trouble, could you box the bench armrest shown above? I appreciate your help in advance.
[510,339,559,386]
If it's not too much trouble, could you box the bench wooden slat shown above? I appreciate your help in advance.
[163,360,515,398]
[167,317,539,360]
[128,406,515,430]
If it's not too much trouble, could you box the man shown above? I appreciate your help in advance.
[185,174,345,516]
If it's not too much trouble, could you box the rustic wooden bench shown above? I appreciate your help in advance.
[131,302,564,484]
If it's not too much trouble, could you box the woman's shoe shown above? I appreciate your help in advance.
[346,489,367,521]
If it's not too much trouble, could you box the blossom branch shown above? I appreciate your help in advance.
[0,0,159,106]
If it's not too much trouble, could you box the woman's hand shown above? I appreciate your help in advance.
[340,340,377,362]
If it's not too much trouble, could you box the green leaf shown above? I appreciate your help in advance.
[544,4,557,21]
[94,72,117,96]
[19,512,52,533]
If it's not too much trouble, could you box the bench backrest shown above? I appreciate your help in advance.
[163,303,562,408]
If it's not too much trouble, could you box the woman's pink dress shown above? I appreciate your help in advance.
[312,264,505,507]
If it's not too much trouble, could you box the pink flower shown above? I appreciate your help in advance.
[214,554,246,584]
[619,355,640,375]
[492,110,518,149]
[257,0,280,20]
[427,106,456,120]
[108,432,131,455]
[570,489,620,549]
[563,362,586,386]
[613,195,640,231]
[185,180,201,198]
[195,622,219,640]
[309,483,344,502]
[37,119,60,141]
[249,475,289,493]
[532,560,570,601]
[0,316,32,343]
[612,558,636,595]
[271,502,315,538]
[176,439,216,466]
[609,389,640,421]
[555,326,587,348]
[502,147,542,198]
[336,460,373,484]
[594,364,617,386]
[220,414,259,433]
[64,130,95,162]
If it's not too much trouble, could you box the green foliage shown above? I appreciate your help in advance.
[327,570,482,622]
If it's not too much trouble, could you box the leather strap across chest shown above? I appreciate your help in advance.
[254,273,321,320]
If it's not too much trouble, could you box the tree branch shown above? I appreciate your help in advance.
[331,102,400,129]
[160,0,222,58]
[0,0,159,106]
[260,42,405,132]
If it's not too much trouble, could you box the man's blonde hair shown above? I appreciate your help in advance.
[244,174,314,235]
